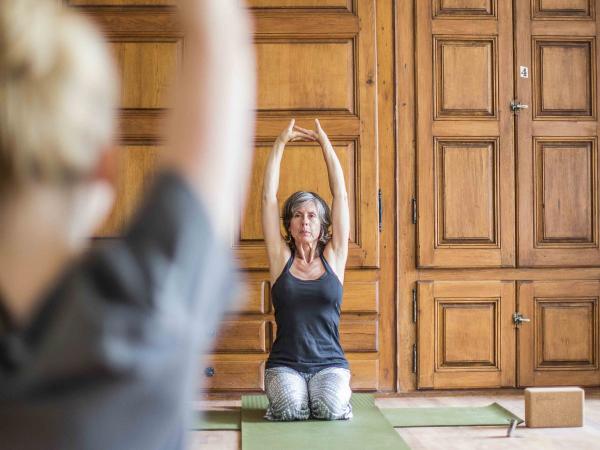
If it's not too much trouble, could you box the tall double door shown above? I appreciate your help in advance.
[415,0,600,388]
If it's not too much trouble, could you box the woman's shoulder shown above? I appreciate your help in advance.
[322,245,345,284]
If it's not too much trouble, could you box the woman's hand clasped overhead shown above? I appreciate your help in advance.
[276,119,316,146]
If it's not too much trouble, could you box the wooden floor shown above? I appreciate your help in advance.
[189,389,600,449]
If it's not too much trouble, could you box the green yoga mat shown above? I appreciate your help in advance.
[241,393,410,450]
[381,403,523,427]
[192,409,241,430]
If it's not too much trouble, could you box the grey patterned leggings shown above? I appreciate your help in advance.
[264,366,353,421]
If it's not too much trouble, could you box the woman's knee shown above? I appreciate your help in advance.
[270,392,309,420]
[264,368,309,421]
[308,369,352,420]
[310,392,351,420]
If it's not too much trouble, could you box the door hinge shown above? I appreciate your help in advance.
[412,288,417,323]
[411,198,417,224]
[412,344,417,374]
[378,189,383,232]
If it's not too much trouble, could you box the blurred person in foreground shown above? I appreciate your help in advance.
[0,0,255,449]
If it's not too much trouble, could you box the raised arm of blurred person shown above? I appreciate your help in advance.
[164,0,255,241]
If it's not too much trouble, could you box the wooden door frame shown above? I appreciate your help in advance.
[376,0,398,392]
[396,0,417,392]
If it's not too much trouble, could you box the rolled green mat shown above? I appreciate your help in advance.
[381,402,523,427]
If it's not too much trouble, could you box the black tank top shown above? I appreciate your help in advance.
[266,254,348,374]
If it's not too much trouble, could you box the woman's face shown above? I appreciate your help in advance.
[289,201,321,247]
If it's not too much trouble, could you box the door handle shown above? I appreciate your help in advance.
[513,312,531,326]
[510,100,529,112]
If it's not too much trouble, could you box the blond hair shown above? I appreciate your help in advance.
[0,0,118,196]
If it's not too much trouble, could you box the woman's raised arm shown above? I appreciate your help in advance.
[262,120,314,282]
[300,119,350,275]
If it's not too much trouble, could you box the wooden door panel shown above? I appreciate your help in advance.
[200,358,266,391]
[518,280,600,386]
[435,138,499,246]
[247,0,352,9]
[418,281,515,389]
[98,145,159,236]
[228,276,269,315]
[433,0,496,18]
[534,138,598,246]
[532,0,595,19]
[435,37,497,118]
[416,0,515,268]
[516,1,600,266]
[240,143,356,241]
[74,5,182,144]
[256,41,355,113]
[347,358,379,390]
[211,320,268,354]
[534,38,595,118]
[70,1,175,5]
[237,1,379,270]
[341,273,379,313]
[112,41,179,109]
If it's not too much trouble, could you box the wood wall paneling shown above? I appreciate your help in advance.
[72,0,393,393]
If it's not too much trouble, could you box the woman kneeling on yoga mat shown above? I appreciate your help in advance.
[261,119,352,421]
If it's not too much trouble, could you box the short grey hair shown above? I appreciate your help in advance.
[282,191,331,253]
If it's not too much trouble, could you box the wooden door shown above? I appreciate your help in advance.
[516,0,600,267]
[415,0,515,268]
[74,0,394,392]
[417,280,516,389]
[221,0,386,392]
[518,280,600,386]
